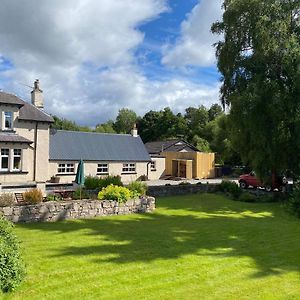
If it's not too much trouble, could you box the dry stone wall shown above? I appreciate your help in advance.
[0,196,155,223]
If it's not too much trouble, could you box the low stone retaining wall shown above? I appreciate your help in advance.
[0,196,155,223]
[148,183,218,197]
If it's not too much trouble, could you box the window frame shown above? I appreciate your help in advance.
[97,163,109,175]
[4,111,13,130]
[57,163,75,174]
[122,163,136,174]
[150,161,156,171]
[12,149,22,171]
[0,148,9,171]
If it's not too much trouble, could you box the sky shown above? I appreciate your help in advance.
[0,0,223,126]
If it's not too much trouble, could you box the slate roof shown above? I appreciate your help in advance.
[0,133,32,144]
[49,130,151,162]
[0,92,54,123]
[145,139,198,155]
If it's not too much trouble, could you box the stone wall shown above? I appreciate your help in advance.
[148,183,218,197]
[0,196,155,223]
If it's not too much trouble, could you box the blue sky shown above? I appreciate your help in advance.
[0,0,223,126]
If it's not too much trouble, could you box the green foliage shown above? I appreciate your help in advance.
[84,175,123,191]
[0,217,25,292]
[99,175,123,190]
[218,180,242,199]
[212,0,300,177]
[114,108,138,134]
[23,189,43,204]
[286,184,300,217]
[0,193,15,207]
[192,135,211,152]
[238,192,258,203]
[84,176,102,190]
[127,181,148,197]
[98,184,132,202]
[72,188,89,200]
[45,194,62,202]
[95,120,116,133]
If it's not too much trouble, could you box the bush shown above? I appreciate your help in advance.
[84,175,123,191]
[127,181,148,198]
[99,175,123,190]
[84,176,101,190]
[218,180,242,199]
[45,193,62,202]
[98,184,132,203]
[72,188,89,200]
[0,193,15,207]
[238,192,257,203]
[286,185,300,217]
[0,217,25,292]
[23,189,43,204]
[179,181,191,185]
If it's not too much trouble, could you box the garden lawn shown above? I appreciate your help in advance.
[2,194,300,300]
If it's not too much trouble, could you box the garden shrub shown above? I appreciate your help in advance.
[238,192,257,203]
[219,180,242,199]
[72,188,89,200]
[99,175,123,190]
[45,193,62,202]
[23,189,43,204]
[0,217,25,293]
[286,184,300,217]
[84,176,101,190]
[98,184,132,203]
[0,193,15,207]
[127,181,148,198]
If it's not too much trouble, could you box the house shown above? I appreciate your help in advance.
[145,139,215,179]
[0,81,155,194]
[48,129,151,183]
[0,80,53,192]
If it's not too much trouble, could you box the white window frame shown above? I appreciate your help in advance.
[0,148,9,171]
[12,149,22,171]
[57,163,75,174]
[150,161,156,171]
[3,111,13,130]
[122,163,136,174]
[97,163,109,175]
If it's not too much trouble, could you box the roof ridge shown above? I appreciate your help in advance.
[55,130,132,136]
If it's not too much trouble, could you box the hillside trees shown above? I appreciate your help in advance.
[212,0,300,178]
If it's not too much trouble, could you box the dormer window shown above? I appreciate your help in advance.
[4,111,13,130]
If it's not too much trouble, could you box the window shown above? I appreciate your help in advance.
[122,163,136,173]
[150,161,156,171]
[57,163,75,174]
[13,149,21,171]
[97,163,109,174]
[0,149,9,171]
[4,111,13,130]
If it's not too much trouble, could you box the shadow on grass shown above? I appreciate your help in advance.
[17,194,300,278]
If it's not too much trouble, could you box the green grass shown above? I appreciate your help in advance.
[2,194,300,299]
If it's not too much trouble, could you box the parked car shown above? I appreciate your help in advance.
[238,171,287,191]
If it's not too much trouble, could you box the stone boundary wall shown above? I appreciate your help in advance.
[148,183,218,197]
[0,196,155,223]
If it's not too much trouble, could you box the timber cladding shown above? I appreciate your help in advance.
[161,151,215,179]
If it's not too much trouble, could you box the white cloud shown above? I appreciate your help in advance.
[162,0,223,67]
[0,0,221,126]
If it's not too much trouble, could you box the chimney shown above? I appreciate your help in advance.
[131,123,138,137]
[31,79,44,110]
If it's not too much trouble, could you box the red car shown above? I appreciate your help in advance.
[239,171,287,191]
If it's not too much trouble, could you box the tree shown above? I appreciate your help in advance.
[208,104,223,121]
[192,135,211,152]
[185,105,209,140]
[95,120,116,133]
[212,0,300,179]
[114,108,138,134]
